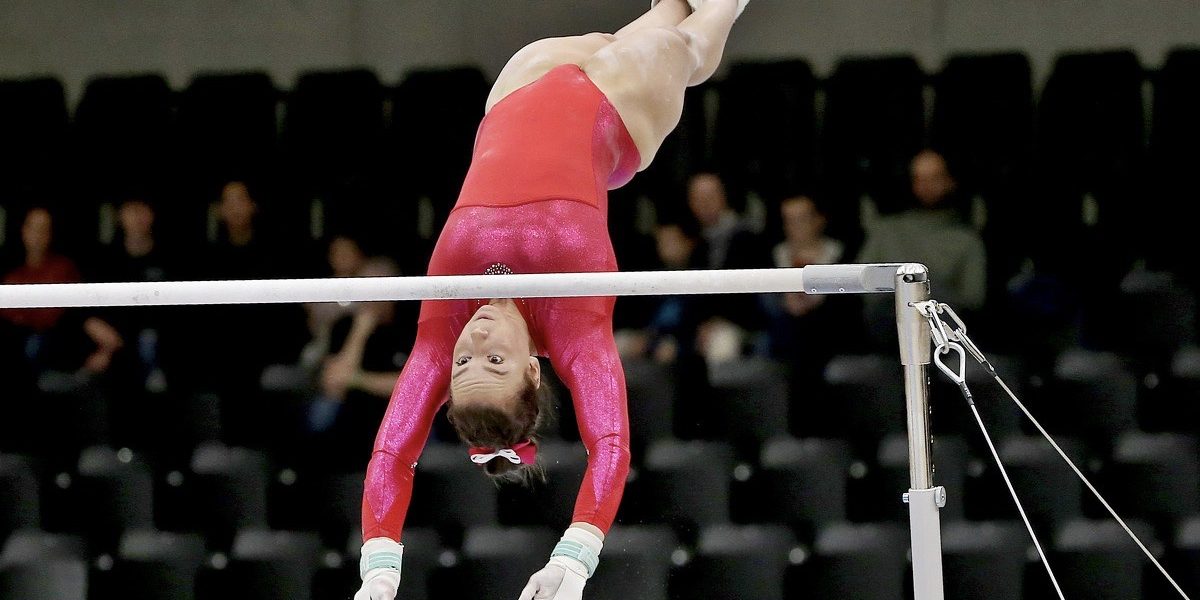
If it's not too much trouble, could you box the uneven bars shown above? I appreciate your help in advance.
[0,263,906,309]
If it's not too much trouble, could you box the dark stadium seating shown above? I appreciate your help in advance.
[673,523,796,600]
[0,77,69,240]
[712,59,818,237]
[588,525,676,600]
[2,48,1199,599]
[821,55,926,219]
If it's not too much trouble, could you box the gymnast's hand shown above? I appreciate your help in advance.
[355,537,403,600]
[518,526,603,600]
[517,561,586,600]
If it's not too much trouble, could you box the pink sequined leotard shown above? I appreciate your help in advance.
[362,64,641,541]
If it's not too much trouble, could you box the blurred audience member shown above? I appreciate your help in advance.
[189,180,307,445]
[762,194,860,382]
[856,149,986,348]
[687,171,770,359]
[615,221,707,364]
[93,197,177,393]
[0,206,124,378]
[300,231,398,367]
[305,259,412,470]
[687,171,765,270]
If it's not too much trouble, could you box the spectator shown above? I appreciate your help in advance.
[189,180,307,445]
[687,171,766,270]
[762,193,860,384]
[856,149,987,348]
[300,232,398,364]
[304,259,412,470]
[0,206,123,378]
[92,197,177,392]
[686,171,770,358]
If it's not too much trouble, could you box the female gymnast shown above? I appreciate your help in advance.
[356,1,748,598]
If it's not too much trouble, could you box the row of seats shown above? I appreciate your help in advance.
[3,342,1198,472]
[4,428,1199,552]
[2,49,1199,251]
[4,518,1200,600]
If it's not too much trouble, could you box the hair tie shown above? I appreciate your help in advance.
[469,439,536,465]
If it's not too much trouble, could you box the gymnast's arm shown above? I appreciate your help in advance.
[360,316,456,542]
[544,308,631,534]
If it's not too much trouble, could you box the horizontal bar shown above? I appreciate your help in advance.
[0,264,909,308]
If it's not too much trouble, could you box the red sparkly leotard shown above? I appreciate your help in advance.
[362,64,641,542]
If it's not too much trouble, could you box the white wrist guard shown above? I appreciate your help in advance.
[549,527,603,579]
[360,537,404,580]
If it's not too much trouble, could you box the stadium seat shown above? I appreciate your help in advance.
[0,559,87,600]
[71,74,174,222]
[966,435,1085,527]
[822,354,906,450]
[1034,50,1146,269]
[940,520,1028,600]
[177,72,279,183]
[174,72,280,242]
[930,53,1035,190]
[387,67,490,223]
[706,357,790,454]
[42,446,154,550]
[1146,346,1200,433]
[1146,48,1200,273]
[1080,268,1197,360]
[930,53,1037,276]
[1106,432,1200,525]
[821,55,926,219]
[196,528,322,600]
[498,441,587,528]
[1151,48,1200,172]
[407,442,499,535]
[621,358,677,452]
[281,68,386,229]
[712,59,818,236]
[0,455,39,545]
[173,443,270,548]
[788,522,908,600]
[90,529,205,600]
[735,436,852,535]
[1042,518,1156,599]
[272,469,364,546]
[673,524,796,600]
[430,526,557,598]
[587,525,676,600]
[630,439,735,532]
[0,530,88,599]
[1162,516,1200,599]
[0,77,69,225]
[1039,349,1138,448]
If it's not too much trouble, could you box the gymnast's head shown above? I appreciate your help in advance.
[447,299,548,482]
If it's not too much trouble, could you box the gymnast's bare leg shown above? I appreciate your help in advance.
[485,0,741,170]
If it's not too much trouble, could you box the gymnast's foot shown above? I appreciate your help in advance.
[653,0,749,18]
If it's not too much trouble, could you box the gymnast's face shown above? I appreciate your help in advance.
[450,300,541,405]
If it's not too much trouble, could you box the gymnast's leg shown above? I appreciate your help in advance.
[484,0,693,112]
[581,0,742,169]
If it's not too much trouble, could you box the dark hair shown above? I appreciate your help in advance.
[447,373,553,485]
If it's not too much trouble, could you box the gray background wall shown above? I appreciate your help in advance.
[1,0,1197,104]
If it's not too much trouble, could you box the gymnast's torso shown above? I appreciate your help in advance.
[362,64,639,541]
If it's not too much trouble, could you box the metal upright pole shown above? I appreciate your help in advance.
[894,264,946,600]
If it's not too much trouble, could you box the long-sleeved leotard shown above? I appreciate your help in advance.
[362,64,641,542]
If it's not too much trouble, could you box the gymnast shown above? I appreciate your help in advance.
[355,1,748,598]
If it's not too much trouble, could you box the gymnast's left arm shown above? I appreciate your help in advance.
[517,310,630,600]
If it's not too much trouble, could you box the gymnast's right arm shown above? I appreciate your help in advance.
[355,317,456,600]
